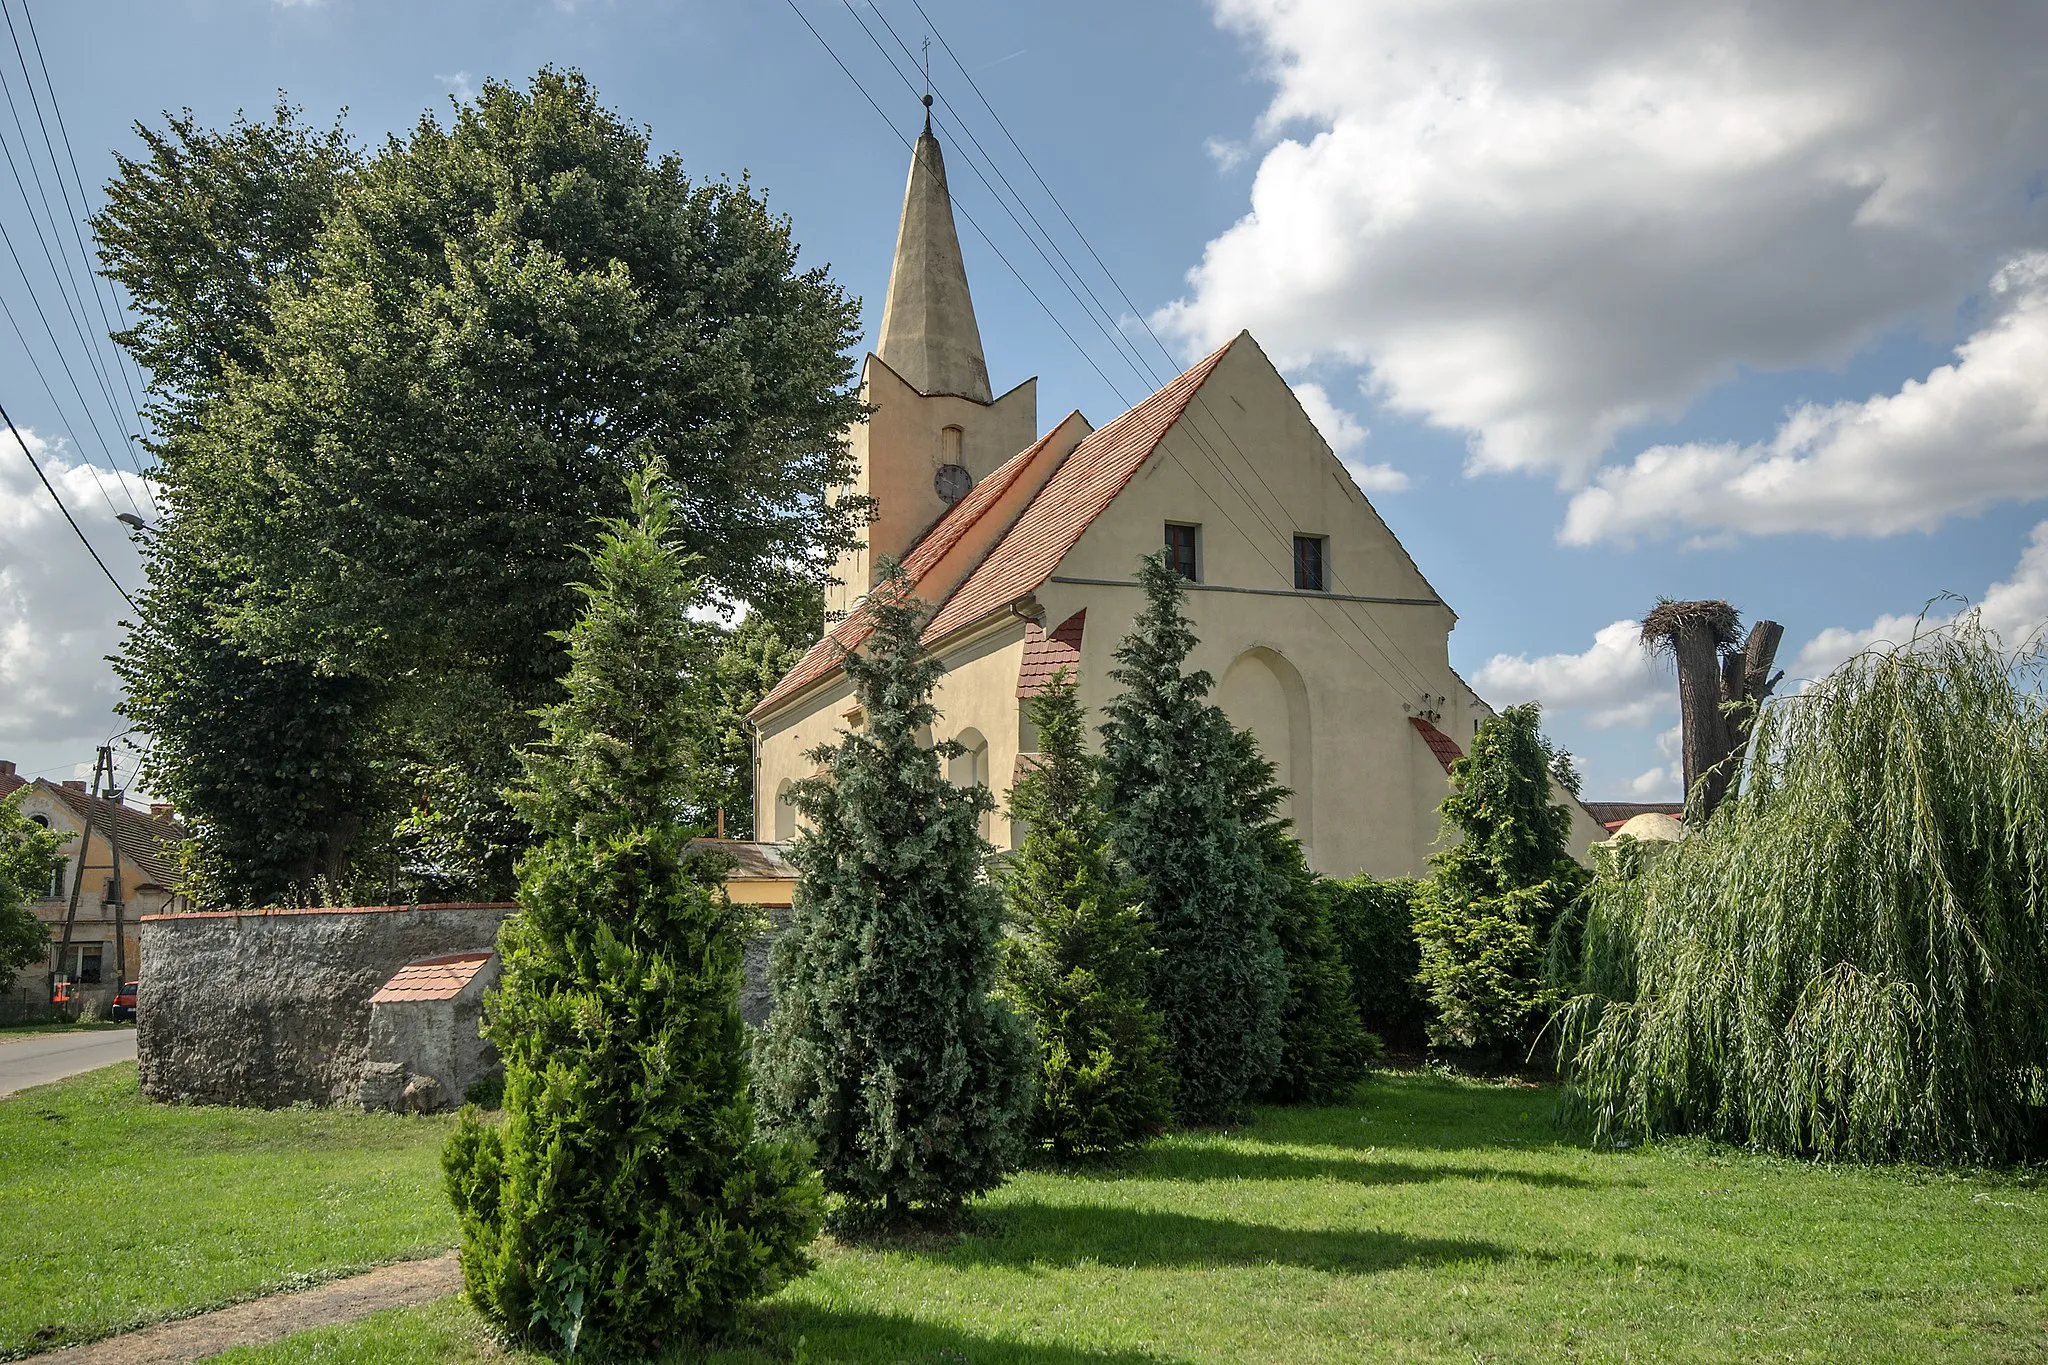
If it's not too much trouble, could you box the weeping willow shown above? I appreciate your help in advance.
[1556,614,2048,1163]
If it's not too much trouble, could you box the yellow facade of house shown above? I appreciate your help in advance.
[2,762,186,1001]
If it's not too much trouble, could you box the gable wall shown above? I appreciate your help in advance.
[1046,339,1470,878]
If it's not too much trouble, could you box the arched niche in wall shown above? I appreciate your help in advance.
[772,779,799,842]
[949,727,991,839]
[1215,646,1313,851]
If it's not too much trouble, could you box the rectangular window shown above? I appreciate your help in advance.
[1165,523,1199,581]
[1294,535,1327,592]
[49,858,66,901]
[71,944,103,985]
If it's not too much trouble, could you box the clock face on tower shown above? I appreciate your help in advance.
[934,463,973,505]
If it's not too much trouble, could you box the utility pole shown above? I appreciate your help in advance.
[54,746,117,998]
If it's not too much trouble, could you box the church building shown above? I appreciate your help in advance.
[750,124,1607,878]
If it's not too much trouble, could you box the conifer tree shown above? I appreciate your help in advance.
[755,564,1032,1224]
[442,467,820,1356]
[1412,702,1588,1069]
[1000,671,1175,1160]
[1100,551,1285,1124]
[1228,730,1378,1104]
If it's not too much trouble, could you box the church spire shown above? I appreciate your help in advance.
[875,114,993,403]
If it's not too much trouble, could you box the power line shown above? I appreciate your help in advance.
[7,0,157,507]
[853,0,1161,394]
[0,264,129,520]
[0,62,134,474]
[777,0,1135,406]
[790,1,1444,702]
[908,0,1185,377]
[0,394,136,610]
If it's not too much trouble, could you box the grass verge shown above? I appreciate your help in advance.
[223,1071,2048,1363]
[0,1063,456,1357]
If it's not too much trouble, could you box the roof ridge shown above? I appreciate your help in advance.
[921,337,1237,641]
[751,426,1069,719]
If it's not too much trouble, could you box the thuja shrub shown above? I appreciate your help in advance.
[755,563,1033,1224]
[1101,551,1285,1124]
[1230,730,1377,1105]
[1558,616,2048,1163]
[1327,875,1431,1052]
[1000,672,1175,1160]
[443,468,819,1357]
[1412,703,1587,1070]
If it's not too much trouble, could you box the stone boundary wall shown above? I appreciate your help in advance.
[138,903,515,1108]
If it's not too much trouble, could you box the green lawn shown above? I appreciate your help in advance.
[223,1073,2046,1364]
[11,1066,2047,1363]
[0,1018,134,1039]
[0,1064,457,1357]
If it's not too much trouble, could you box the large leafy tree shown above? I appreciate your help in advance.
[1000,672,1174,1161]
[1099,551,1285,1124]
[1412,702,1588,1069]
[101,71,864,903]
[755,564,1033,1225]
[443,466,819,1356]
[0,794,63,977]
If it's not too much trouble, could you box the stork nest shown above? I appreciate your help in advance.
[1641,598,1741,653]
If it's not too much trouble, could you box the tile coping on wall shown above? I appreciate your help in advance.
[138,902,517,923]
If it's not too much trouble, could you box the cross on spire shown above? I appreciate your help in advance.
[921,37,933,135]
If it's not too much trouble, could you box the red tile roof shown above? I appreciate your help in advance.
[1410,716,1465,774]
[1016,609,1085,697]
[753,424,1069,718]
[923,339,1234,640]
[753,336,1238,721]
[370,951,495,1005]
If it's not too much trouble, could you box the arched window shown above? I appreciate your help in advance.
[772,779,798,842]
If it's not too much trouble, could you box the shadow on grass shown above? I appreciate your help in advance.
[724,1304,1187,1364]
[1234,1071,1597,1155]
[926,1202,1525,1276]
[1107,1145,1616,1190]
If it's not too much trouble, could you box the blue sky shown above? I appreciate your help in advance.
[3,0,2045,804]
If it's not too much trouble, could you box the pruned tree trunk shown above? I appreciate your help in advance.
[1670,619,1732,814]
[1643,601,1783,823]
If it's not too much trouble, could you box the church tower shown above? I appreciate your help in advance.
[827,113,1037,620]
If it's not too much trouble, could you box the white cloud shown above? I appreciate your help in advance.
[1473,618,1670,729]
[1790,518,2048,682]
[435,71,475,102]
[1204,137,1250,173]
[1564,256,2048,545]
[1625,724,1685,799]
[0,429,149,783]
[1293,379,1408,492]
[1162,0,2048,483]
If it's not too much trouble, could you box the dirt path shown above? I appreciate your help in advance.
[32,1253,463,1364]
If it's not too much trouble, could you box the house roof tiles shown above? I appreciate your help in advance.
[1016,610,1085,698]
[370,952,494,1005]
[752,424,1067,719]
[1410,716,1465,774]
[753,336,1238,721]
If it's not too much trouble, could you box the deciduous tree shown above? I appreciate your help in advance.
[101,71,863,902]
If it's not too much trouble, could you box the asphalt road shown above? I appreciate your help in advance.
[0,1028,137,1098]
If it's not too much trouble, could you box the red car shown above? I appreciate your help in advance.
[111,981,139,1021]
